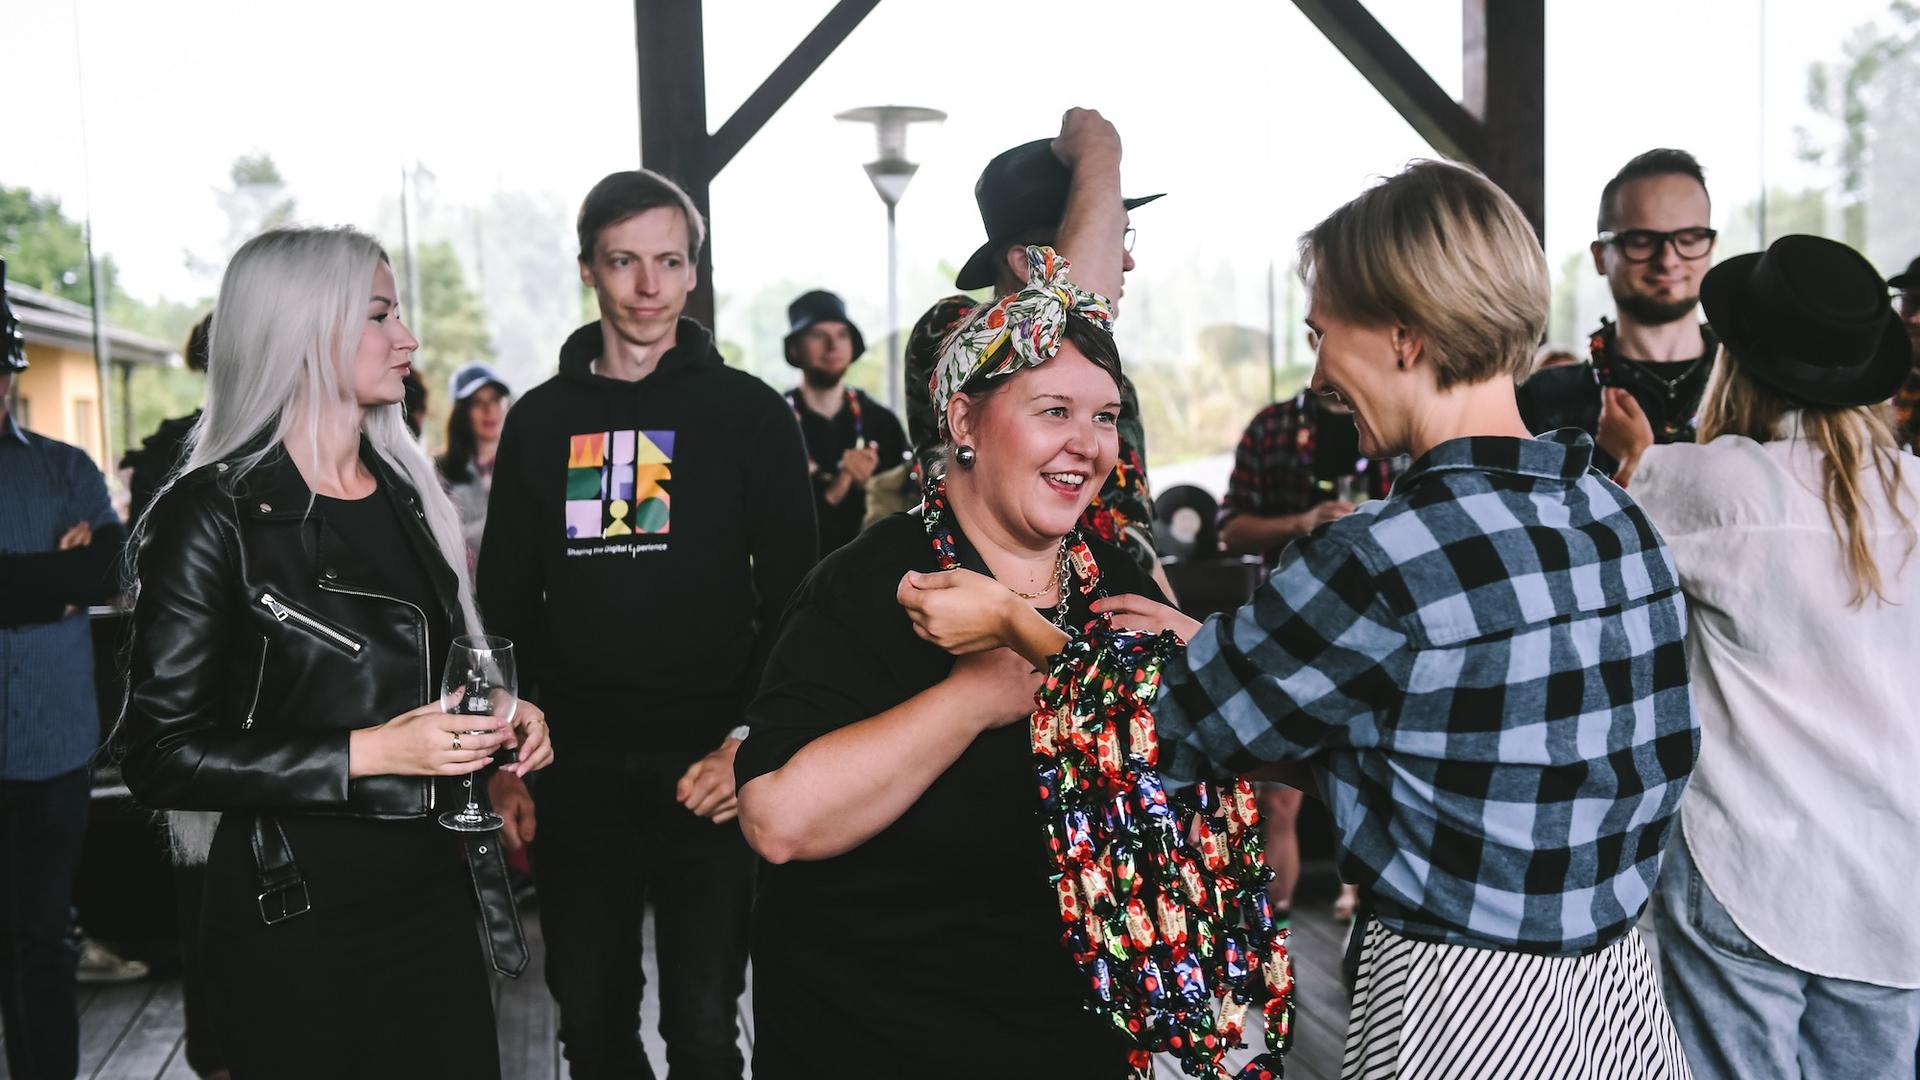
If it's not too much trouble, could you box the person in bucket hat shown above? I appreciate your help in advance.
[782,289,906,554]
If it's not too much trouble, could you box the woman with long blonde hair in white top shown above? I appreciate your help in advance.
[1601,233,1920,1080]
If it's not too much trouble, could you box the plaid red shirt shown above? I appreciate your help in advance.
[1220,394,1405,542]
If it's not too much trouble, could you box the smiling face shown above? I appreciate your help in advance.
[1304,288,1421,460]
[351,261,418,407]
[579,206,698,352]
[948,343,1122,544]
[1593,173,1714,326]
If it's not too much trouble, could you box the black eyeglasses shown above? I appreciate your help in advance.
[1597,227,1717,262]
[1896,291,1919,317]
[1122,226,1137,254]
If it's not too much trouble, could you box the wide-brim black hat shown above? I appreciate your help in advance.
[783,289,866,368]
[1888,256,1920,291]
[1698,234,1911,408]
[954,138,1164,292]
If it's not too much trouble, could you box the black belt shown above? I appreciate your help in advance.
[249,807,529,978]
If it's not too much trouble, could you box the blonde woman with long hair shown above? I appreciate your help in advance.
[116,227,552,1078]
[1600,233,1920,1080]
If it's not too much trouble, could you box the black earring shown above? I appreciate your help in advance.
[1396,358,1406,370]
[956,445,977,469]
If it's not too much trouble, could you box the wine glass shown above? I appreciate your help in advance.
[439,634,516,833]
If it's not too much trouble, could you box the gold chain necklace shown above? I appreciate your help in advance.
[1012,542,1069,600]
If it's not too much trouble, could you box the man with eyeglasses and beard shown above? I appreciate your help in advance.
[1520,149,1720,469]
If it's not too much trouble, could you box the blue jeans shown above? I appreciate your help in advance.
[1654,830,1920,1080]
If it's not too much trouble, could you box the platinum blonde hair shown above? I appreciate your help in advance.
[131,226,484,860]
[160,226,480,631]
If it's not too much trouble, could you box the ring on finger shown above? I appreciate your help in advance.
[452,734,463,751]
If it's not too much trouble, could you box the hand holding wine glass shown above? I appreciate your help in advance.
[440,635,518,833]
[345,705,509,778]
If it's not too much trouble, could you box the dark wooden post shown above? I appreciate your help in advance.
[1290,0,1545,242]
[635,0,716,327]
[1464,0,1546,239]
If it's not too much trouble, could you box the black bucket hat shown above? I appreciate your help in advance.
[954,138,1164,292]
[783,290,866,368]
[1698,234,1912,408]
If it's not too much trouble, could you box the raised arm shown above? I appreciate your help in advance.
[1051,108,1126,302]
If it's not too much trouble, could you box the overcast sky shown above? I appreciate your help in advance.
[9,0,1903,434]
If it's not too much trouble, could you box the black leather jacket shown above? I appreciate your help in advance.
[116,442,529,975]
[118,444,458,817]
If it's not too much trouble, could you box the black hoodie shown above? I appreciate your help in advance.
[476,318,816,753]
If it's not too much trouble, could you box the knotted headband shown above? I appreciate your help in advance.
[930,245,1115,434]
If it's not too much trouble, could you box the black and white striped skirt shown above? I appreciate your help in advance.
[1341,918,1692,1079]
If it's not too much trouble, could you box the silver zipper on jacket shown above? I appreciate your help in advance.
[259,592,363,653]
[317,580,437,811]
[242,635,270,729]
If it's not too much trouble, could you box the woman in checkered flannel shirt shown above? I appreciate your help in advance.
[915,161,1699,1079]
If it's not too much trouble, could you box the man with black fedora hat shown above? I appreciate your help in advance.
[0,255,132,1080]
[783,288,906,554]
[1597,233,1920,1080]
[1883,255,1920,448]
[900,108,1176,597]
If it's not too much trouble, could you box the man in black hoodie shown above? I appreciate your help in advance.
[478,169,813,1080]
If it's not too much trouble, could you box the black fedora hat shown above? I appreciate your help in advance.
[783,290,866,368]
[954,138,1165,291]
[1888,255,1920,291]
[1698,234,1911,408]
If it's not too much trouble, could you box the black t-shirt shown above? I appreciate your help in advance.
[735,511,1165,1078]
[315,487,453,670]
[788,388,909,556]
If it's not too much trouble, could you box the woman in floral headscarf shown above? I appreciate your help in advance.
[732,245,1166,1078]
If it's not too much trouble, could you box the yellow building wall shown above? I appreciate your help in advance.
[14,343,107,469]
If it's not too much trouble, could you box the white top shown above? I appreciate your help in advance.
[1633,422,1920,987]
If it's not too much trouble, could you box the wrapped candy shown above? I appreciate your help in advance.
[1156,892,1189,946]
[1128,707,1159,765]
[1037,760,1062,812]
[1124,897,1157,952]
[1057,873,1082,925]
[922,477,1293,1080]
[1079,861,1117,916]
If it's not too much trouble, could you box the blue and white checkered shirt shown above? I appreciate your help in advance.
[1154,431,1698,955]
[0,416,118,781]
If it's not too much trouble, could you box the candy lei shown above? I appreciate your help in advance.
[922,479,1294,1079]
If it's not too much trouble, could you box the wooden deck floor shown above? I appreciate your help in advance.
[5,864,1373,1079]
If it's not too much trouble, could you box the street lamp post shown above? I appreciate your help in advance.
[834,105,945,415]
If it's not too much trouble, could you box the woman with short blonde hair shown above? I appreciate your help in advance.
[1600,233,1920,1080]
[916,160,1698,1077]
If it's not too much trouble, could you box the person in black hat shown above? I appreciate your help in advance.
[1597,234,1920,1080]
[899,108,1177,600]
[1519,149,1721,467]
[782,289,906,554]
[1884,255,1920,448]
[0,257,134,1080]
